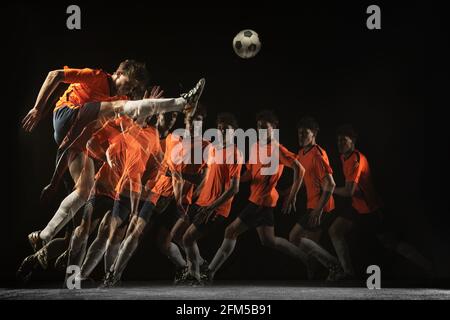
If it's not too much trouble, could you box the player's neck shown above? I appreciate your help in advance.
[304,142,316,153]
[343,147,355,159]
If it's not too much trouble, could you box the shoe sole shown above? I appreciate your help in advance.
[186,78,205,117]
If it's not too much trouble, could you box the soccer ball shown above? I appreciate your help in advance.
[233,29,261,59]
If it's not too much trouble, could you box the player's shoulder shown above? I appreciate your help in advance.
[311,145,327,159]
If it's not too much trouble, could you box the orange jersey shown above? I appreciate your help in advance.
[114,125,161,196]
[55,67,127,112]
[247,142,297,208]
[172,135,210,204]
[297,145,335,213]
[341,150,382,214]
[196,145,243,217]
[141,137,166,200]
[90,117,134,198]
[168,134,210,205]
[150,134,176,205]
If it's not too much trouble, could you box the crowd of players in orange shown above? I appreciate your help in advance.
[17,60,432,287]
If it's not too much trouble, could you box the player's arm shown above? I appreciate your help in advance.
[309,173,336,226]
[334,181,357,197]
[199,177,240,223]
[282,159,305,214]
[172,170,185,208]
[192,168,208,200]
[22,69,65,132]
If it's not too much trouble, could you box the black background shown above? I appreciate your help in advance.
[2,1,447,286]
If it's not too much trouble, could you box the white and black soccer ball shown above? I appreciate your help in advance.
[233,29,261,59]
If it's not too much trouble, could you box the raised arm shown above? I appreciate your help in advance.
[22,69,64,132]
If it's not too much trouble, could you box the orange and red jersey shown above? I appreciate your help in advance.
[196,145,243,218]
[341,150,382,214]
[247,142,297,208]
[297,145,335,213]
[113,125,161,196]
[55,66,127,112]
[169,135,211,205]
[149,134,175,205]
[89,117,134,199]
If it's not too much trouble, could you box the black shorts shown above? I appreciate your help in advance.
[297,209,337,232]
[112,194,145,223]
[239,202,274,228]
[186,204,226,234]
[53,106,79,146]
[56,102,101,164]
[151,197,180,230]
[82,195,115,222]
[339,207,386,234]
[137,201,156,223]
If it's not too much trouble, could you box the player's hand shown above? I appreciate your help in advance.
[308,209,323,228]
[22,107,42,132]
[281,195,297,215]
[146,85,164,99]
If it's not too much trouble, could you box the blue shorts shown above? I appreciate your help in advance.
[53,106,79,146]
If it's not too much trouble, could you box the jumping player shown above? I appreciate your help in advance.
[22,61,205,252]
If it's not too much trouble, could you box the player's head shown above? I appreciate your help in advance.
[217,112,238,145]
[113,60,149,97]
[156,112,179,133]
[297,116,319,147]
[256,110,278,141]
[185,103,207,134]
[336,124,357,155]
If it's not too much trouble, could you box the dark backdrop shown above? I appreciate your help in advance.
[2,1,447,285]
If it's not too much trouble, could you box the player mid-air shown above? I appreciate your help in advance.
[21,61,206,255]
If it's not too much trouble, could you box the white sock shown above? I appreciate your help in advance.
[299,238,339,268]
[123,98,186,119]
[104,240,121,274]
[208,238,236,276]
[40,191,86,242]
[80,237,107,279]
[167,242,186,268]
[185,243,202,279]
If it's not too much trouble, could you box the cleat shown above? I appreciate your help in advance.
[200,268,214,285]
[326,264,346,282]
[16,254,39,283]
[182,273,204,287]
[99,272,121,288]
[173,266,188,285]
[36,247,49,270]
[28,231,46,253]
[181,78,205,118]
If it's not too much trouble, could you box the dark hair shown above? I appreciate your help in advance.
[297,116,320,135]
[217,112,238,129]
[118,59,149,93]
[256,110,279,128]
[336,124,358,142]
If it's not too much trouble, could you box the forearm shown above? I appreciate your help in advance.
[209,187,237,211]
[288,166,303,200]
[316,186,335,211]
[34,71,63,113]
